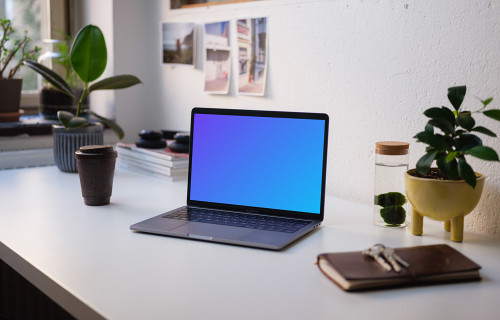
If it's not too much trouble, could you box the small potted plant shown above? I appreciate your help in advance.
[25,24,141,172]
[405,86,500,241]
[0,18,40,121]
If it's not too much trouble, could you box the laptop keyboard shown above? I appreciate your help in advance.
[164,207,310,233]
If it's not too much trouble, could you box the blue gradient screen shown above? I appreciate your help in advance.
[189,113,326,214]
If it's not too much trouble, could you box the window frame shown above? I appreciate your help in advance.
[20,0,73,113]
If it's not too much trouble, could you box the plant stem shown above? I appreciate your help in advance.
[76,83,88,117]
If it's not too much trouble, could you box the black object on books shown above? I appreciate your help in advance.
[136,130,167,149]
[317,244,481,291]
[169,132,190,153]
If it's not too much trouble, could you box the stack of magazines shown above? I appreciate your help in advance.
[116,142,189,180]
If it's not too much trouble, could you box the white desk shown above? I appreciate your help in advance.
[1,166,500,319]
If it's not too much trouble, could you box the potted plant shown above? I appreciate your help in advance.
[405,86,500,241]
[0,18,40,121]
[25,24,141,172]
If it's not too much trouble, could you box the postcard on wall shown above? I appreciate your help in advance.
[162,22,195,66]
[237,17,268,96]
[204,21,231,94]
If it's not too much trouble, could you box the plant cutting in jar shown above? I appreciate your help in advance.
[24,24,142,139]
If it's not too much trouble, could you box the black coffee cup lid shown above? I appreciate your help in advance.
[78,145,114,154]
[75,145,117,160]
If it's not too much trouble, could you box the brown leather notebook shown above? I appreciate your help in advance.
[317,244,481,291]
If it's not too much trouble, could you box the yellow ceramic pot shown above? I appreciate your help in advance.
[404,169,485,242]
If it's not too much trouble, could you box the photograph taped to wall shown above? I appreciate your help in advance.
[204,21,231,94]
[162,22,195,66]
[237,17,268,96]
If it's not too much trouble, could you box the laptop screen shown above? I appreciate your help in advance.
[187,108,328,217]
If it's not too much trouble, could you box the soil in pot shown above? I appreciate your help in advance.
[408,168,458,181]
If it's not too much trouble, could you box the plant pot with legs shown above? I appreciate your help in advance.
[405,86,500,242]
[405,169,485,242]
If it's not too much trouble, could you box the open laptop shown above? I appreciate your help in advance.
[130,108,329,250]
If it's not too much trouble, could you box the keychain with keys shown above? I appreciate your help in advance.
[362,244,410,272]
[362,245,392,271]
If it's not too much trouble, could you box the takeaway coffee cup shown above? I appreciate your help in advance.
[75,145,117,206]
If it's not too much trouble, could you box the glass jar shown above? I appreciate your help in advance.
[373,141,409,227]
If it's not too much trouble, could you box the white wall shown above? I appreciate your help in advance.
[75,0,115,119]
[106,0,500,237]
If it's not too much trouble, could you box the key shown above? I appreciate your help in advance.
[382,247,401,272]
[363,246,392,272]
[392,251,410,268]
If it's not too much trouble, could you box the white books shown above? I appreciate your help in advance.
[116,143,189,161]
[116,142,189,180]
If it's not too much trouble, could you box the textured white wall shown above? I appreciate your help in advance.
[110,0,500,237]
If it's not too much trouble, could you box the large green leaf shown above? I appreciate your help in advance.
[57,111,88,129]
[415,132,449,150]
[423,106,456,125]
[70,25,107,83]
[428,118,455,135]
[89,75,142,92]
[457,112,475,130]
[416,151,438,175]
[471,126,497,137]
[436,153,458,180]
[87,110,124,140]
[67,117,89,129]
[57,111,74,127]
[458,157,476,189]
[465,146,500,161]
[23,60,75,99]
[448,86,466,111]
[457,134,482,151]
[483,109,500,121]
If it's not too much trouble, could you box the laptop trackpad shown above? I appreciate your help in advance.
[171,222,254,240]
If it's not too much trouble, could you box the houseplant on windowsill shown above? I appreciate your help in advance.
[25,24,142,172]
[0,18,40,121]
[405,86,500,242]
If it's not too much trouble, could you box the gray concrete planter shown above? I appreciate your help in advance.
[52,123,104,172]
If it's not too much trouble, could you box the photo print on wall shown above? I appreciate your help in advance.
[162,22,195,66]
[237,17,268,96]
[204,21,231,94]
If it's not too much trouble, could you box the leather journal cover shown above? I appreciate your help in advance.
[317,244,481,291]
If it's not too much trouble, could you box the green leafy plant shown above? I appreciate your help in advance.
[24,25,141,139]
[414,86,500,189]
[0,18,40,79]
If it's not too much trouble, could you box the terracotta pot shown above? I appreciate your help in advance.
[52,123,104,172]
[0,79,23,121]
[404,169,485,242]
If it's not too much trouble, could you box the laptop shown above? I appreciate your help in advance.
[130,108,329,250]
